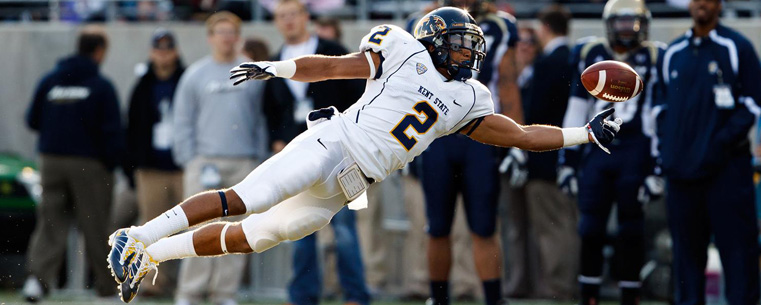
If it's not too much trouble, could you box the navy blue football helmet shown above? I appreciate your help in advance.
[414,7,486,81]
[603,0,651,50]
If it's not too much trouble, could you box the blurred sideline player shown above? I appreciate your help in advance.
[557,0,665,304]
[408,0,521,305]
[107,7,622,303]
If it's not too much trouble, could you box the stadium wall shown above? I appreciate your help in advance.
[1,19,759,161]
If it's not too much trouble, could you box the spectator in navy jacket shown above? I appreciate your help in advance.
[124,28,185,298]
[22,25,123,302]
[654,0,761,304]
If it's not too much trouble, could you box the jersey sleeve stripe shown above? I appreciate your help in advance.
[374,52,386,79]
[465,116,486,136]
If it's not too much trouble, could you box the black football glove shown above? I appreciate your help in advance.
[586,108,622,154]
[229,62,277,85]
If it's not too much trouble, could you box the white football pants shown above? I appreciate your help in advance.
[231,120,355,253]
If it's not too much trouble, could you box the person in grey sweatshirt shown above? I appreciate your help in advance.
[171,11,267,305]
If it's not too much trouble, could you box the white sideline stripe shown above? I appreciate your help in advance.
[631,76,641,99]
[590,70,606,96]
[578,275,603,284]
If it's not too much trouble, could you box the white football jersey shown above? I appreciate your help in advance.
[337,24,495,181]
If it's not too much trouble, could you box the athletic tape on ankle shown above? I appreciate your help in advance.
[218,191,229,217]
[220,223,231,254]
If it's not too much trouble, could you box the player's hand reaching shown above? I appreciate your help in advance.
[586,108,622,154]
[230,62,277,85]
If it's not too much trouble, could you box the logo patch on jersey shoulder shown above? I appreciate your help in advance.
[416,63,428,75]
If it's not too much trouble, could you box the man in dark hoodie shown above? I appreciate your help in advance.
[23,25,123,301]
[124,28,185,298]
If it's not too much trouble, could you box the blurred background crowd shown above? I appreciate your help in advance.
[0,0,759,22]
[1,0,761,305]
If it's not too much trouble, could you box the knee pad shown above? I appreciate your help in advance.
[241,205,334,253]
[241,217,282,253]
[281,207,333,241]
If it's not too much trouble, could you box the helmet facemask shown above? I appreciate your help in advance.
[432,30,486,81]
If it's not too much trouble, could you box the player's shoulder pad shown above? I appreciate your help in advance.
[360,24,426,80]
[482,11,516,35]
[464,78,494,104]
[575,35,599,46]
[641,40,667,65]
[646,40,668,51]
[575,37,607,62]
[359,24,421,54]
[495,10,517,24]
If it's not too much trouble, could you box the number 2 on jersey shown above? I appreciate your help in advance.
[391,101,439,151]
[368,26,391,45]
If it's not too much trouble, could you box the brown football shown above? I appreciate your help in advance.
[581,60,644,103]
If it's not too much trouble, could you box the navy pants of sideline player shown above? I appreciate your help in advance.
[577,140,648,288]
[667,155,760,305]
[288,208,370,305]
[421,134,500,238]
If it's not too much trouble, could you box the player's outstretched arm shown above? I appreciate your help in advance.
[464,108,621,152]
[230,52,381,85]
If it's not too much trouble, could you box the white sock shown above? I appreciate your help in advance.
[145,231,197,263]
[130,205,189,246]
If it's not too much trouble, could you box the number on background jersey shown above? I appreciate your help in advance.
[368,26,391,45]
[391,101,439,151]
